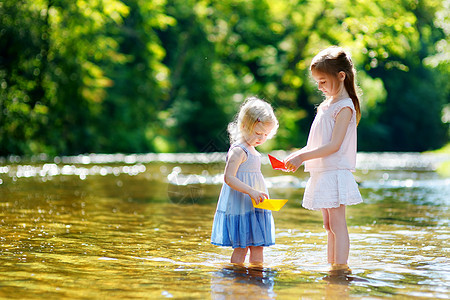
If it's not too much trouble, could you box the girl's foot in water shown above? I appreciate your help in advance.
[329,264,352,275]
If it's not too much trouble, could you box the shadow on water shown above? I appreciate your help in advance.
[211,264,277,299]
[210,263,377,300]
[321,273,372,300]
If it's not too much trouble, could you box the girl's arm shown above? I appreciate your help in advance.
[224,147,268,204]
[285,147,307,161]
[285,107,353,172]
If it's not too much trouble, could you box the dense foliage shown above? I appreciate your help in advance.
[1,0,448,155]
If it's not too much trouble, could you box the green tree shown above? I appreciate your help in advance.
[99,0,173,153]
[0,0,51,155]
[365,0,449,151]
[157,0,229,152]
[0,0,131,155]
[0,0,447,156]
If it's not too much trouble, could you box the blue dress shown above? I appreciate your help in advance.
[211,143,275,248]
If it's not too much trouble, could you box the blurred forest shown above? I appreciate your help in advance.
[0,0,448,156]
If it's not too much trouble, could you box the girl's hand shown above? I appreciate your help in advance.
[284,155,303,172]
[250,190,268,204]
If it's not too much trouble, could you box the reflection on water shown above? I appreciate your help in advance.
[0,151,449,299]
[211,264,277,299]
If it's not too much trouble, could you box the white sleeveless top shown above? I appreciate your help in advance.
[304,98,357,172]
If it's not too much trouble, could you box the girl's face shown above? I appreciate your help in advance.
[243,121,275,147]
[311,69,344,98]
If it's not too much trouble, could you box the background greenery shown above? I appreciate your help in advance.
[1,0,448,156]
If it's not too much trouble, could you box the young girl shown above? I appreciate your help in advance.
[211,97,279,264]
[285,46,363,273]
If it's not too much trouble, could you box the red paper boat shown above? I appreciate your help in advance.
[268,154,287,171]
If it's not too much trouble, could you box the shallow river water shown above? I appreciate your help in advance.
[0,152,449,299]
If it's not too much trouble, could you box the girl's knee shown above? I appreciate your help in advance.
[233,247,248,255]
[249,246,263,252]
[323,220,331,232]
[321,209,331,232]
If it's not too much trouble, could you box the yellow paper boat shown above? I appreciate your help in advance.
[252,199,288,211]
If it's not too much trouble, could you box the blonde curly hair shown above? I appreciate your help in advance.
[227,97,278,144]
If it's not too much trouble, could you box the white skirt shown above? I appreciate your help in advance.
[302,169,363,211]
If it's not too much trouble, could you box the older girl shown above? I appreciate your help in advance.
[285,46,363,274]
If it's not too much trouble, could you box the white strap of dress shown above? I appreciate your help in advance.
[226,143,249,161]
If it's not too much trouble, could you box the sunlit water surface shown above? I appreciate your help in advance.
[0,152,449,299]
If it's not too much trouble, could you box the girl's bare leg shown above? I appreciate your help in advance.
[328,205,349,265]
[249,246,263,264]
[231,247,248,264]
[321,208,335,264]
